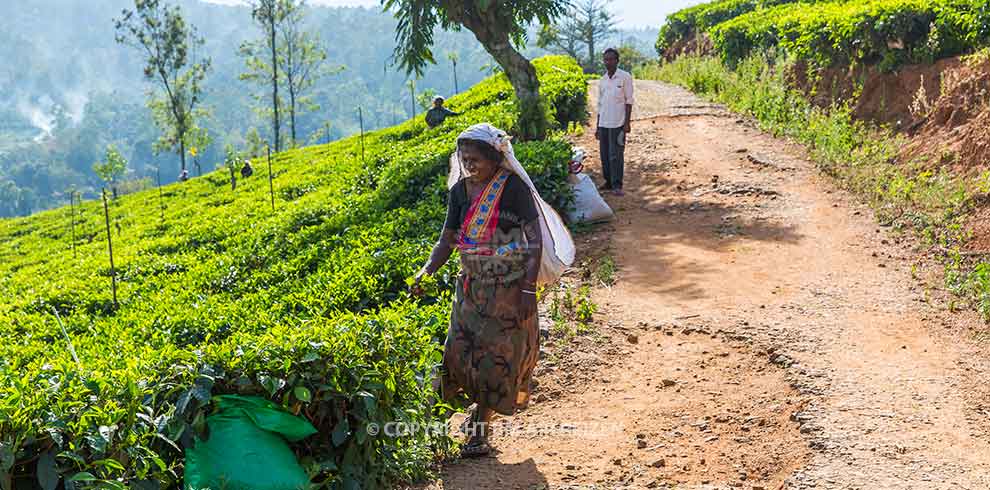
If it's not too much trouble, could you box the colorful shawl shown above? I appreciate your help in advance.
[456,168,521,256]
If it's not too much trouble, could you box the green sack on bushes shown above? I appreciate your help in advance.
[185,395,318,490]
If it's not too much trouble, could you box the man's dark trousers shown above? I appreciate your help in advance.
[598,127,625,189]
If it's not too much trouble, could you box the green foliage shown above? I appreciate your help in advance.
[93,145,129,197]
[381,0,571,139]
[416,89,439,111]
[617,44,653,72]
[657,0,990,69]
[241,0,337,150]
[278,3,337,147]
[5,1,634,217]
[538,0,618,73]
[0,55,586,490]
[656,0,800,56]
[658,0,990,69]
[382,0,568,76]
[716,0,990,68]
[544,283,597,340]
[115,0,212,172]
[593,254,616,287]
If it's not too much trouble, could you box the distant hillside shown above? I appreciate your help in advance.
[0,0,509,218]
[0,0,652,218]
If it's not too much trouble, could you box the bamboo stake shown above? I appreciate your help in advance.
[359,107,366,166]
[101,189,118,309]
[267,146,275,212]
[157,165,165,225]
[69,190,77,258]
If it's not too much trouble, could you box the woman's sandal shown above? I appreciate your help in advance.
[460,438,492,458]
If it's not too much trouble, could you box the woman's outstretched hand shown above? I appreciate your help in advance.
[410,269,428,297]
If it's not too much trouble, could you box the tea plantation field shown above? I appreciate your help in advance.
[658,0,990,68]
[0,55,587,490]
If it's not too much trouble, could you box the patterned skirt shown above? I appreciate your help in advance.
[440,254,540,416]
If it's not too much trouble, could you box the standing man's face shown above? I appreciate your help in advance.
[434,99,444,108]
[603,52,619,72]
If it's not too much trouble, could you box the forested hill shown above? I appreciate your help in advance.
[0,0,657,219]
[0,0,503,217]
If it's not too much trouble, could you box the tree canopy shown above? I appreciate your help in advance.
[382,0,570,139]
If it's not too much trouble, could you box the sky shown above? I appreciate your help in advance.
[202,0,705,29]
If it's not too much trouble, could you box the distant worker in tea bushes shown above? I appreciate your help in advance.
[596,47,634,197]
[425,96,460,128]
[412,123,574,458]
[178,168,189,182]
[241,159,254,178]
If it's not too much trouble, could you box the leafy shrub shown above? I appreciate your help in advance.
[0,55,586,490]
[711,0,990,68]
[656,0,804,56]
[658,0,990,69]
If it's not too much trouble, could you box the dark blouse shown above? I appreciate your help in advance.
[443,173,539,233]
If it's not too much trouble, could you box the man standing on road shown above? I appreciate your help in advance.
[596,47,634,196]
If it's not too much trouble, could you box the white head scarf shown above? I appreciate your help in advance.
[449,123,575,286]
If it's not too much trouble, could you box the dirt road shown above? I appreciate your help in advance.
[418,80,990,489]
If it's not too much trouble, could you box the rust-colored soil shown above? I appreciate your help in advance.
[412,80,990,490]
[791,58,960,130]
[903,57,990,175]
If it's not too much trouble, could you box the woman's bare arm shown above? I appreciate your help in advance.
[421,229,458,276]
[522,219,542,288]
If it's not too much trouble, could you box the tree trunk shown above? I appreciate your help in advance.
[453,59,459,93]
[488,43,545,140]
[269,12,281,153]
[586,7,596,73]
[179,138,187,172]
[289,87,297,146]
[460,12,547,140]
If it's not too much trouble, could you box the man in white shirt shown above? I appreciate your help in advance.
[596,47,634,196]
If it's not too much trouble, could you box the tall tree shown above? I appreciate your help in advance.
[447,51,460,93]
[538,0,617,73]
[617,43,650,71]
[115,0,211,174]
[277,1,336,147]
[537,21,582,62]
[92,145,128,199]
[241,0,293,153]
[382,0,569,140]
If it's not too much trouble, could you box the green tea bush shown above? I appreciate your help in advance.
[0,55,586,490]
[656,0,804,57]
[658,0,990,69]
[711,0,990,68]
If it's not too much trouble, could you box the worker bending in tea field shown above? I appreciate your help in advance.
[425,95,460,128]
[412,123,574,457]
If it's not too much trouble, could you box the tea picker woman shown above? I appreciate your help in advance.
[412,123,575,457]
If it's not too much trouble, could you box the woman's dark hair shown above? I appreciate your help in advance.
[457,138,504,164]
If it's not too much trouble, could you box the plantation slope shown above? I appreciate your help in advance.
[0,56,586,489]
[658,0,990,68]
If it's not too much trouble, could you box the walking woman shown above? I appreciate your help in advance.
[412,123,574,457]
